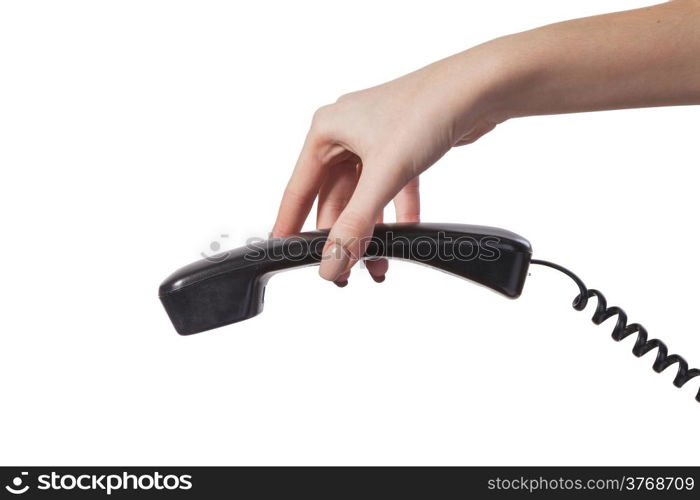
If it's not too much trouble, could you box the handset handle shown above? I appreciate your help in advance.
[159,223,532,335]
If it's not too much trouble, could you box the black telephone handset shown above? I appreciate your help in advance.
[159,222,700,403]
[159,223,531,334]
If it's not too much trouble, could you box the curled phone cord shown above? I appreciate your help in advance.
[530,259,700,402]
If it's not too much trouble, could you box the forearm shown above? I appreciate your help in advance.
[473,1,700,122]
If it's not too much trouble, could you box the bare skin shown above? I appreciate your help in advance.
[272,0,700,286]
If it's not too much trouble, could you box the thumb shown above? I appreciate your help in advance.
[319,167,400,281]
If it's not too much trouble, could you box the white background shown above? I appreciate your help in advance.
[1,0,698,465]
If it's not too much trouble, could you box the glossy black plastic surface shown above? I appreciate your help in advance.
[159,223,532,335]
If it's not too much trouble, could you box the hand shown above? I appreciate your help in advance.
[272,0,700,285]
[271,52,503,284]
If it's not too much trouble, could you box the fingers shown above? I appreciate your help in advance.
[316,160,388,285]
[393,176,420,223]
[363,177,420,284]
[272,105,417,285]
[272,134,323,237]
[316,160,359,230]
[362,176,420,283]
[319,164,401,281]
[317,160,359,287]
[364,210,388,283]
[272,102,358,237]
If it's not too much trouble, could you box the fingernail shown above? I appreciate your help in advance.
[320,243,349,281]
[334,279,348,288]
[372,274,385,283]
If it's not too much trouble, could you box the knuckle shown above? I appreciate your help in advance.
[338,209,373,236]
[335,91,356,103]
[322,199,351,213]
[402,179,420,194]
[311,104,333,128]
[283,186,310,207]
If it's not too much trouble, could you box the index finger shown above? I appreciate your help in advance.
[271,132,326,237]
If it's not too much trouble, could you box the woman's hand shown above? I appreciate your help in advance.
[272,0,700,285]
[271,51,505,284]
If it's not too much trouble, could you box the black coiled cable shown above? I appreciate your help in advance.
[530,259,700,403]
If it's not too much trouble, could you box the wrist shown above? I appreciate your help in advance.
[463,32,551,125]
[424,32,547,141]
